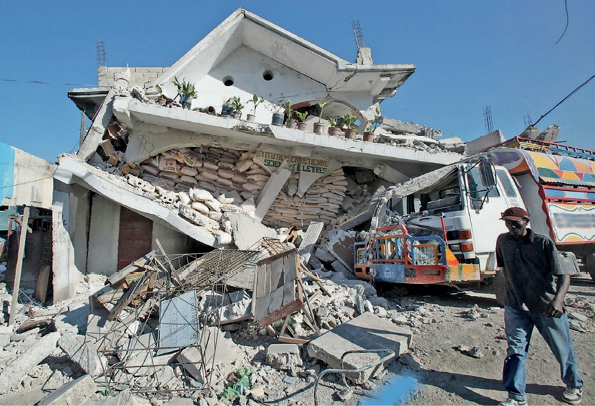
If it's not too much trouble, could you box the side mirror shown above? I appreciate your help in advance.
[479,157,497,188]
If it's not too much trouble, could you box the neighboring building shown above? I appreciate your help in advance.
[56,8,465,301]
[0,141,54,296]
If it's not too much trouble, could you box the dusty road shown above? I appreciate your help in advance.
[382,274,594,405]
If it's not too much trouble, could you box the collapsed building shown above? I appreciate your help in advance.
[56,8,464,302]
[0,8,480,405]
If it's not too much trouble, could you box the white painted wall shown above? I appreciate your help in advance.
[52,189,80,302]
[3,148,54,209]
[87,194,120,276]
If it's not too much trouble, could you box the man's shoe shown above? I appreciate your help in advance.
[499,397,527,406]
[562,387,583,405]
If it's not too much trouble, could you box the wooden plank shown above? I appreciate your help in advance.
[107,250,156,286]
[34,265,51,303]
[107,271,149,322]
[9,206,30,326]
[254,263,267,299]
[278,336,310,345]
[253,293,270,322]
[95,288,124,304]
[268,286,284,314]
[283,254,298,284]
[282,280,296,307]
[269,258,283,291]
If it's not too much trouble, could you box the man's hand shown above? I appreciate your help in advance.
[546,297,564,318]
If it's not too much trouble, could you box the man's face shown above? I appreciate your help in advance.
[505,219,528,239]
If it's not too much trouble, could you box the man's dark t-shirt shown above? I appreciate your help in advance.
[495,228,571,314]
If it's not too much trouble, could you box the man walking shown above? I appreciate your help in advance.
[496,207,583,405]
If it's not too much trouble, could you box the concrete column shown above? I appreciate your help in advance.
[52,191,79,302]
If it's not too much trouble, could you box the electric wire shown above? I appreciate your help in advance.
[0,78,95,87]
[555,0,570,45]
[533,74,595,127]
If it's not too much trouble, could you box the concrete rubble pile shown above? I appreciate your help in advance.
[0,222,418,405]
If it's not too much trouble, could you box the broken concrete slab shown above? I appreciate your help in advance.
[38,374,97,406]
[307,312,412,383]
[327,230,356,271]
[340,186,385,231]
[226,212,278,250]
[0,331,60,394]
[297,221,324,265]
[58,333,104,376]
[266,343,302,370]
[465,130,505,156]
[255,168,291,221]
[177,326,240,383]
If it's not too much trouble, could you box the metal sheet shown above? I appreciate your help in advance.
[158,290,199,354]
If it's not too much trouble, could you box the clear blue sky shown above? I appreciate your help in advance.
[1,1,593,162]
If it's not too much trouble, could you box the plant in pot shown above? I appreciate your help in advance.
[228,96,244,119]
[327,118,341,136]
[246,94,264,122]
[314,101,327,135]
[271,103,284,126]
[295,111,309,131]
[342,114,358,139]
[364,105,382,142]
[173,77,196,109]
[155,84,173,106]
[281,100,297,129]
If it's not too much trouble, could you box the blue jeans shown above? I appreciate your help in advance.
[503,306,583,401]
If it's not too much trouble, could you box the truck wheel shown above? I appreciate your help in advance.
[494,270,506,307]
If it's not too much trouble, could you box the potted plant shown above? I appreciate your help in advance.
[282,100,297,129]
[314,101,327,135]
[155,84,172,106]
[327,117,341,136]
[228,96,244,119]
[173,77,196,109]
[364,105,382,142]
[295,111,309,131]
[247,94,264,122]
[342,114,358,139]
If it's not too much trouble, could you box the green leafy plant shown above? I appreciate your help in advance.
[248,94,265,115]
[227,96,244,113]
[372,105,383,130]
[295,111,309,122]
[328,117,338,127]
[221,368,253,401]
[172,77,196,101]
[281,99,294,120]
[342,114,358,130]
[317,101,327,123]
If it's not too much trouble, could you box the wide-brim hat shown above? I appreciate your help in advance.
[500,206,530,221]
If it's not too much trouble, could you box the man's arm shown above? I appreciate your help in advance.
[545,274,570,318]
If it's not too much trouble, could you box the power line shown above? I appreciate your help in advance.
[533,74,595,126]
[0,78,95,87]
[555,0,570,45]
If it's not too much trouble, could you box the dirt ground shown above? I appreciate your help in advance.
[271,274,594,406]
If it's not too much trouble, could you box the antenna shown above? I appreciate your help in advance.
[484,105,494,134]
[523,114,533,127]
[96,40,106,68]
[352,19,366,50]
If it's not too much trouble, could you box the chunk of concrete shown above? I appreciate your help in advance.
[266,343,302,370]
[38,374,97,405]
[255,169,291,221]
[59,333,104,376]
[307,312,412,383]
[226,212,278,250]
[0,331,60,394]
[177,326,240,383]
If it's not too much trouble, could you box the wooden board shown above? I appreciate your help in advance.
[34,265,51,303]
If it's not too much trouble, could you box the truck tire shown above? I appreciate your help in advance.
[494,270,506,307]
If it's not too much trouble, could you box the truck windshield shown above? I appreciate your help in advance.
[496,169,518,197]
[466,166,499,208]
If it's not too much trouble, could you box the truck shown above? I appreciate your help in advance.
[354,137,595,287]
